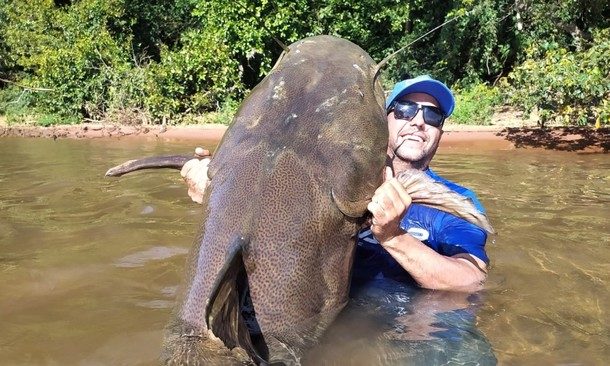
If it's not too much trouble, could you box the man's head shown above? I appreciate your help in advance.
[385,75,455,170]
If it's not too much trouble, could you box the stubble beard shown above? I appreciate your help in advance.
[392,137,440,171]
[394,139,427,165]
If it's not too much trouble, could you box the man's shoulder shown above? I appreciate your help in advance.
[425,168,486,214]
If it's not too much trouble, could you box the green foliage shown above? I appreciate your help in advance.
[0,86,79,125]
[504,28,610,126]
[451,83,501,125]
[122,0,195,60]
[0,0,12,77]
[514,0,610,56]
[2,0,134,121]
[36,113,80,127]
[0,0,608,126]
[433,0,515,85]
[143,30,242,121]
[0,87,35,124]
[196,98,240,126]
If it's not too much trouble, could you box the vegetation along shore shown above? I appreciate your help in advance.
[1,1,608,138]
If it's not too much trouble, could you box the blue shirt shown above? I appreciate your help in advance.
[353,168,489,282]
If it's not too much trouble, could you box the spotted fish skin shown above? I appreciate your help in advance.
[105,35,494,365]
[161,35,387,365]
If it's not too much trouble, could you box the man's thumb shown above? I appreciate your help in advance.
[385,166,394,181]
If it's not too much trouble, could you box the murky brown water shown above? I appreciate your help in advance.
[1,137,608,365]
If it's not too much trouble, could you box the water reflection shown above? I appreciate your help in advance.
[435,148,609,365]
[306,278,496,365]
[0,137,608,364]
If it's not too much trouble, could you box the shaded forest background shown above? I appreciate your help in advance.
[0,0,608,126]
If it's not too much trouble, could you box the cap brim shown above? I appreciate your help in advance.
[386,78,455,116]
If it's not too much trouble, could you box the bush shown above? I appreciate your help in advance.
[451,83,501,125]
[0,87,35,124]
[0,86,80,125]
[142,29,244,122]
[504,28,610,127]
[195,98,240,126]
[2,0,134,121]
[0,0,608,125]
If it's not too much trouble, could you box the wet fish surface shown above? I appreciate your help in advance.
[107,35,493,365]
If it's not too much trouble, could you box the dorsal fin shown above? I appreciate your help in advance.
[205,238,266,364]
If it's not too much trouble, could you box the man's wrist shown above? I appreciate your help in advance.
[379,231,416,250]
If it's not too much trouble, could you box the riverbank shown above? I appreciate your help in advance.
[0,120,607,153]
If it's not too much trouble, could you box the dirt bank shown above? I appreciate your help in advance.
[0,123,227,141]
[0,122,607,153]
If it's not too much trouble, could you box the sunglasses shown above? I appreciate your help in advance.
[389,100,446,128]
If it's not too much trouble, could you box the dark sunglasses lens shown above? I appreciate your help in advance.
[423,107,444,127]
[393,101,418,120]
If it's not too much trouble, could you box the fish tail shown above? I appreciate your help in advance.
[160,320,249,365]
[396,170,496,234]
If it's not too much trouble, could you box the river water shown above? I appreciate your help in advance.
[0,136,607,365]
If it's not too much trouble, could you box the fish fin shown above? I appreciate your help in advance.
[331,188,370,218]
[205,239,266,364]
[397,170,496,234]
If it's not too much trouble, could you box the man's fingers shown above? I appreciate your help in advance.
[387,178,412,207]
[187,187,204,204]
[367,201,377,214]
[180,156,212,205]
[367,200,385,218]
[180,159,200,178]
[180,159,198,178]
[378,186,405,218]
[194,147,211,157]
[384,166,394,181]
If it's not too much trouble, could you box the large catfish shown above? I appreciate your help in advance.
[107,35,493,365]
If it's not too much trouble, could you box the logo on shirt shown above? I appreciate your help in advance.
[406,227,429,241]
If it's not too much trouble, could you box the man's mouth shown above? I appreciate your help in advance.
[403,134,426,143]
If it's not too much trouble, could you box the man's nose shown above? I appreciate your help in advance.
[409,109,426,128]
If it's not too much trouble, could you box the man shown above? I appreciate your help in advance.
[181,75,489,292]
[356,75,489,291]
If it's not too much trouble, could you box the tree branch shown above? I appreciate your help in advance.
[0,77,54,92]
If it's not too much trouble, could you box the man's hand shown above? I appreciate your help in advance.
[180,147,212,204]
[367,167,487,291]
[367,167,412,243]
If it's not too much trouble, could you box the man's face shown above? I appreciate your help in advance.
[387,92,444,166]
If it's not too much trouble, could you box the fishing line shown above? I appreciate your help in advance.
[373,2,519,81]
[374,16,462,79]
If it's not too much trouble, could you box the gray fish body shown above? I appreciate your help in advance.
[105,35,494,365]
[162,36,387,364]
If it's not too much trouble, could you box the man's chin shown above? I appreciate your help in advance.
[395,145,426,162]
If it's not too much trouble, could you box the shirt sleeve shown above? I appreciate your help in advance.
[436,214,489,264]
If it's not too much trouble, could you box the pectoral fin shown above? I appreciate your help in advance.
[205,239,266,364]
[331,188,370,218]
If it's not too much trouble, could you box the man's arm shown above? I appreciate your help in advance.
[380,234,487,291]
[367,172,487,292]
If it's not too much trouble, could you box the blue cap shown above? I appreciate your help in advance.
[385,75,455,116]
